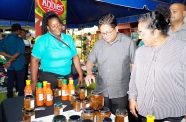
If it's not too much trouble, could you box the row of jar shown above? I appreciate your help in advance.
[23,107,128,122]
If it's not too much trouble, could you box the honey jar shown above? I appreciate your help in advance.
[81,108,95,121]
[73,98,81,112]
[24,95,34,111]
[54,102,63,115]
[22,109,35,122]
[57,77,63,88]
[79,86,87,100]
[115,108,128,122]
[96,107,111,122]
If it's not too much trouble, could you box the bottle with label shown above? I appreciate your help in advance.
[61,79,68,101]
[36,82,44,106]
[146,115,155,122]
[24,80,32,96]
[42,81,47,103]
[24,95,35,111]
[68,79,75,101]
[45,83,53,106]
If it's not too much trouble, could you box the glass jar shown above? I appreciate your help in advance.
[79,86,87,100]
[81,99,90,110]
[81,108,95,121]
[73,98,81,112]
[53,115,67,122]
[53,88,61,97]
[57,77,63,88]
[89,94,104,110]
[54,102,63,115]
[115,108,128,122]
[24,95,34,111]
[70,94,78,105]
[68,115,81,122]
[96,107,111,122]
[22,109,35,122]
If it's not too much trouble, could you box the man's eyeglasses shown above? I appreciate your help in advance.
[101,29,115,36]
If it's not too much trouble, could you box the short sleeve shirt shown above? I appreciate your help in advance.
[0,34,25,70]
[88,33,136,98]
[168,23,186,41]
[32,33,77,75]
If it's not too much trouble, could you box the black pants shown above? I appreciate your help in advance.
[104,96,128,114]
[39,70,70,89]
[7,68,25,98]
[139,115,183,122]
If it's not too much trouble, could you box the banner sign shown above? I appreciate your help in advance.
[35,0,67,37]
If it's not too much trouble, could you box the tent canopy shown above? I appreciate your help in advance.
[0,0,186,28]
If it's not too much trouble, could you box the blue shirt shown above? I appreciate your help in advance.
[32,32,77,75]
[0,34,25,70]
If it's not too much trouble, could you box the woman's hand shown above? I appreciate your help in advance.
[129,99,139,117]
[78,75,84,85]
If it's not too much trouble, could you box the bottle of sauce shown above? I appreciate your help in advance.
[24,80,32,96]
[45,83,53,106]
[36,82,44,106]
[61,79,68,101]
[42,81,47,103]
[68,78,75,101]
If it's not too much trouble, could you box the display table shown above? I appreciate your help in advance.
[1,96,73,122]
[1,96,116,122]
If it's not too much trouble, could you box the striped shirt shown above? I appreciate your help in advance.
[128,37,186,119]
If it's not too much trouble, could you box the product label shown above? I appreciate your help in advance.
[30,100,35,109]
[59,108,63,114]
[39,94,44,101]
[71,90,75,95]
[31,115,35,120]
[125,116,129,122]
[47,94,53,101]
[62,90,68,96]
[58,90,61,96]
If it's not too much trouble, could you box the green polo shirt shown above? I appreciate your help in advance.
[32,32,77,75]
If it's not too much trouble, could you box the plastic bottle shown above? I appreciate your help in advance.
[61,79,68,101]
[24,80,32,96]
[146,115,155,122]
[36,82,44,106]
[68,79,75,101]
[42,81,47,103]
[45,83,53,106]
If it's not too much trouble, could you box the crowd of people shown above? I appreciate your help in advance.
[0,2,186,122]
